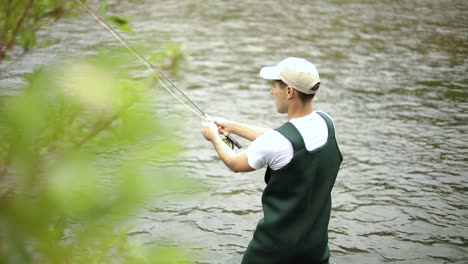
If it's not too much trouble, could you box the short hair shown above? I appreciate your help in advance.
[273,79,288,89]
[273,80,318,102]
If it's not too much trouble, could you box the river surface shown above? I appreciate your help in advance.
[1,0,467,263]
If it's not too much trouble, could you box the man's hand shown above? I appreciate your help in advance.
[201,119,255,173]
[212,117,232,134]
[201,121,219,142]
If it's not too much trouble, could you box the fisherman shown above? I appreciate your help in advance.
[201,57,343,264]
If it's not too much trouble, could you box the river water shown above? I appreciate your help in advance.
[1,0,467,263]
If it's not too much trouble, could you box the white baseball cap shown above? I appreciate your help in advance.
[259,57,320,95]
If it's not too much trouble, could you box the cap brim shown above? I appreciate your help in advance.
[259,66,281,80]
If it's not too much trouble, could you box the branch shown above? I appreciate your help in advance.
[0,0,16,60]
[6,0,36,49]
[74,99,138,148]
[0,145,13,198]
[0,0,16,44]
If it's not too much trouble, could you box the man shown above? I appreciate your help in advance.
[201,57,342,264]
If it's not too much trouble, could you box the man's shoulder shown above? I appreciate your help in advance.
[286,111,331,151]
[249,129,292,154]
[258,129,290,143]
[246,129,293,170]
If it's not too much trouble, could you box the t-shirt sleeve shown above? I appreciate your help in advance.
[245,130,293,170]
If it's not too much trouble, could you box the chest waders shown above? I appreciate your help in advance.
[242,112,343,264]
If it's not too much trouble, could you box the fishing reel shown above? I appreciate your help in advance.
[222,132,242,150]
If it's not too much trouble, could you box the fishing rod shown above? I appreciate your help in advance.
[76,0,241,149]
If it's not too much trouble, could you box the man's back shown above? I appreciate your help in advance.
[242,112,342,264]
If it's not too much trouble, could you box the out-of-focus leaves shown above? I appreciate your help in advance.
[0,1,135,61]
[149,41,191,76]
[19,30,36,50]
[0,50,199,263]
[99,0,109,15]
[106,16,134,33]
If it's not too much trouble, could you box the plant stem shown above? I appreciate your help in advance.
[0,144,11,178]
[74,101,136,148]
[0,0,14,60]
[0,146,13,198]
[6,0,35,49]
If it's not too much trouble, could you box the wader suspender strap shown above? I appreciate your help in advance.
[275,111,335,153]
[316,111,336,139]
[275,123,304,153]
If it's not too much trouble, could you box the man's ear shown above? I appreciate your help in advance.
[287,86,294,99]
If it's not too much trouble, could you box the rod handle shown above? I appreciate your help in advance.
[223,131,242,149]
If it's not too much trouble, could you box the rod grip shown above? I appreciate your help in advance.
[224,132,242,149]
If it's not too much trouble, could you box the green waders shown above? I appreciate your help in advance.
[242,112,343,264]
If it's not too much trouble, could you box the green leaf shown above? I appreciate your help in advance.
[105,16,134,33]
[0,41,199,264]
[98,0,108,15]
[18,29,36,50]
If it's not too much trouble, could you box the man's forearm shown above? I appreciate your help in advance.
[211,135,239,172]
[228,122,270,141]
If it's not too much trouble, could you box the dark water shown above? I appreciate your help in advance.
[1,0,467,263]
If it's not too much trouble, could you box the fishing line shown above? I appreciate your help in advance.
[76,0,241,148]
[76,0,205,119]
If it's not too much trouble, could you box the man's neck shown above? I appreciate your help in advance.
[287,102,313,120]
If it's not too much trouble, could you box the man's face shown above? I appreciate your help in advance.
[270,81,288,114]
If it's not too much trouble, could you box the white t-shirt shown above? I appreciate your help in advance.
[246,111,334,170]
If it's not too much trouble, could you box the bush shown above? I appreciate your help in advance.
[0,0,135,62]
[0,52,196,263]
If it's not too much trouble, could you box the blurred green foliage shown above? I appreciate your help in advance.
[0,52,197,263]
[149,42,191,76]
[0,0,132,61]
